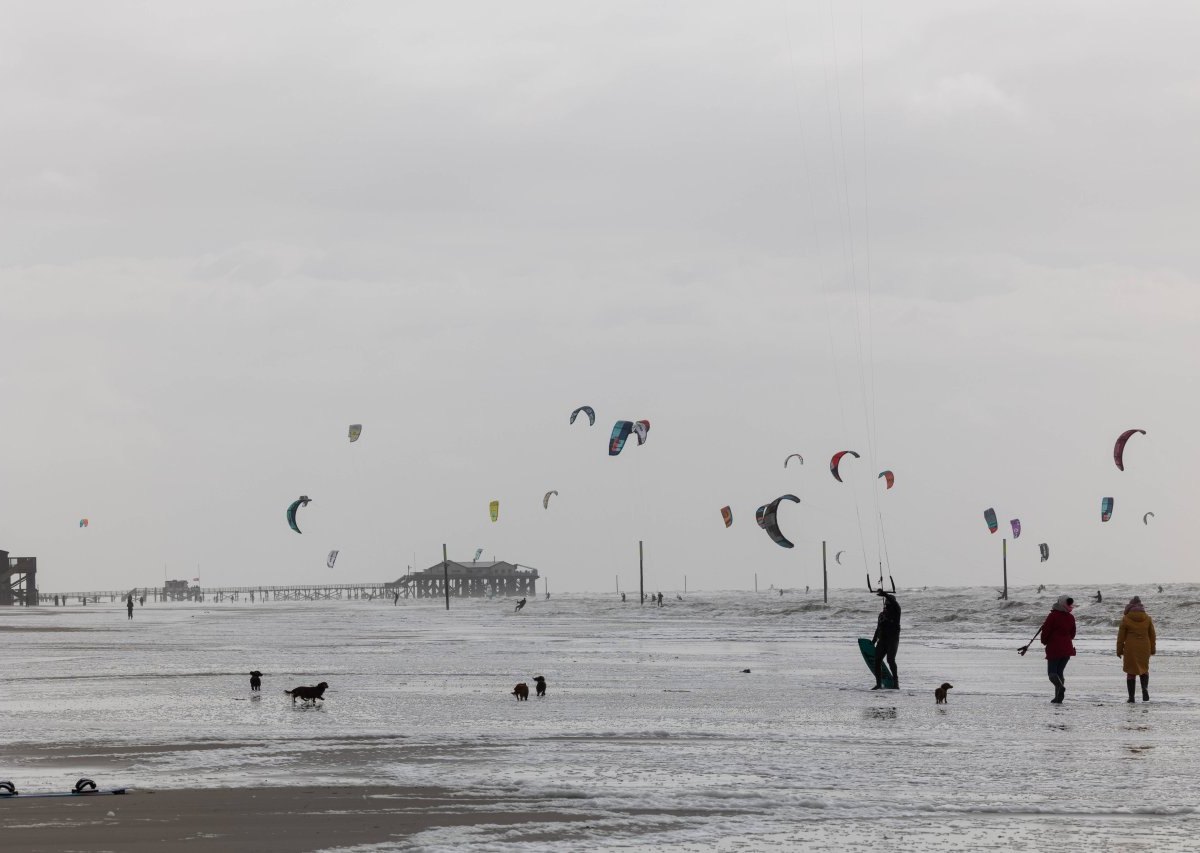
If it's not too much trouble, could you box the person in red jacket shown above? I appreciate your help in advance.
[1040,595,1076,704]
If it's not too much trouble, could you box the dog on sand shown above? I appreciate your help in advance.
[285,681,329,705]
[512,682,529,701]
[250,671,262,691]
[533,675,547,698]
[934,683,953,704]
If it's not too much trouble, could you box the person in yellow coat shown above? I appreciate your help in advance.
[1117,596,1156,702]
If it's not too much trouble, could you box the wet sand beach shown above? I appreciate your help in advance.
[0,785,599,852]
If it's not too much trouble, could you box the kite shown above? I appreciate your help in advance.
[830,450,860,482]
[1143,512,1155,525]
[1010,519,1021,539]
[785,454,804,468]
[474,547,483,562]
[1113,428,1146,471]
[755,494,801,548]
[348,424,362,443]
[983,507,998,534]
[835,550,845,565]
[1101,497,1114,523]
[543,490,558,509]
[570,406,596,427]
[609,421,634,456]
[1039,543,1049,562]
[286,496,311,534]
[327,550,339,568]
[633,419,651,446]
[79,518,88,528]
[878,470,895,490]
[489,500,499,523]
[720,506,733,528]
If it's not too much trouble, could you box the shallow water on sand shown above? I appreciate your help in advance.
[3,588,1200,850]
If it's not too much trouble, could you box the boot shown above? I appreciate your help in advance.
[887,664,899,690]
[1050,676,1065,704]
[1141,674,1150,702]
[1127,678,1136,703]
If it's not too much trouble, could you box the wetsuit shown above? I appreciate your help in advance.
[872,594,901,689]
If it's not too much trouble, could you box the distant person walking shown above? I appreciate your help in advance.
[871,588,902,690]
[1117,596,1156,702]
[1040,595,1076,704]
[126,595,134,620]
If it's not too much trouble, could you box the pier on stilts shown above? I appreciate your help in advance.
[35,560,540,605]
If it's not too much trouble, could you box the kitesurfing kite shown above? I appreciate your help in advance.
[543,490,558,509]
[609,421,634,456]
[570,406,596,427]
[489,500,499,523]
[785,454,804,468]
[830,450,860,483]
[79,518,88,528]
[1039,543,1049,562]
[1143,512,1155,525]
[1010,519,1021,538]
[835,550,845,565]
[633,419,651,446]
[348,424,362,443]
[878,470,895,490]
[1114,428,1146,471]
[983,507,998,534]
[327,550,339,568]
[474,547,483,562]
[1101,497,1114,523]
[720,506,733,528]
[286,496,311,534]
[754,494,801,548]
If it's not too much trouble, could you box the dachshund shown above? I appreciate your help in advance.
[285,681,329,705]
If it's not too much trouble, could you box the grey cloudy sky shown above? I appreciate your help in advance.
[2,1,1197,593]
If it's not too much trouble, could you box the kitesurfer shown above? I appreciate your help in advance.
[871,589,901,690]
[621,592,626,602]
[1040,596,1076,704]
[1157,585,1164,593]
[1117,596,1156,702]
[1094,590,1103,604]
[515,597,527,612]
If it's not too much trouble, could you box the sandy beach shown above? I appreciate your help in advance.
[0,785,604,852]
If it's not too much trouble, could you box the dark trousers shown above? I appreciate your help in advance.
[875,634,899,685]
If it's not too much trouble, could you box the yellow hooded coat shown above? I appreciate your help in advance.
[1116,610,1156,676]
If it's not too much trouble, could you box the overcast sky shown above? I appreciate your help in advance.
[2,1,1197,594]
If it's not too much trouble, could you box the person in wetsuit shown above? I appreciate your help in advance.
[515,597,527,612]
[871,589,901,690]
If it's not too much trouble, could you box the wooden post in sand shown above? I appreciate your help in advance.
[639,541,645,606]
[822,540,828,604]
[1002,538,1008,601]
[442,544,450,611]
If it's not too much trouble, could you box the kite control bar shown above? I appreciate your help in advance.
[866,573,896,594]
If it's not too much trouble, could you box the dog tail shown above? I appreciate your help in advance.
[284,689,293,696]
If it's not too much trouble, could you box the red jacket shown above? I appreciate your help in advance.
[1040,609,1076,659]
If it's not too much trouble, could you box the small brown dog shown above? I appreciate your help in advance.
[285,681,329,705]
[934,683,953,704]
[512,682,529,701]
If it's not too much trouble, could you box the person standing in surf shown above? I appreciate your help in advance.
[871,589,901,690]
[126,595,134,620]
[1117,596,1156,702]
[1040,595,1076,704]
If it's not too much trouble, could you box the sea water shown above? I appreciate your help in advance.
[3,586,1199,851]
